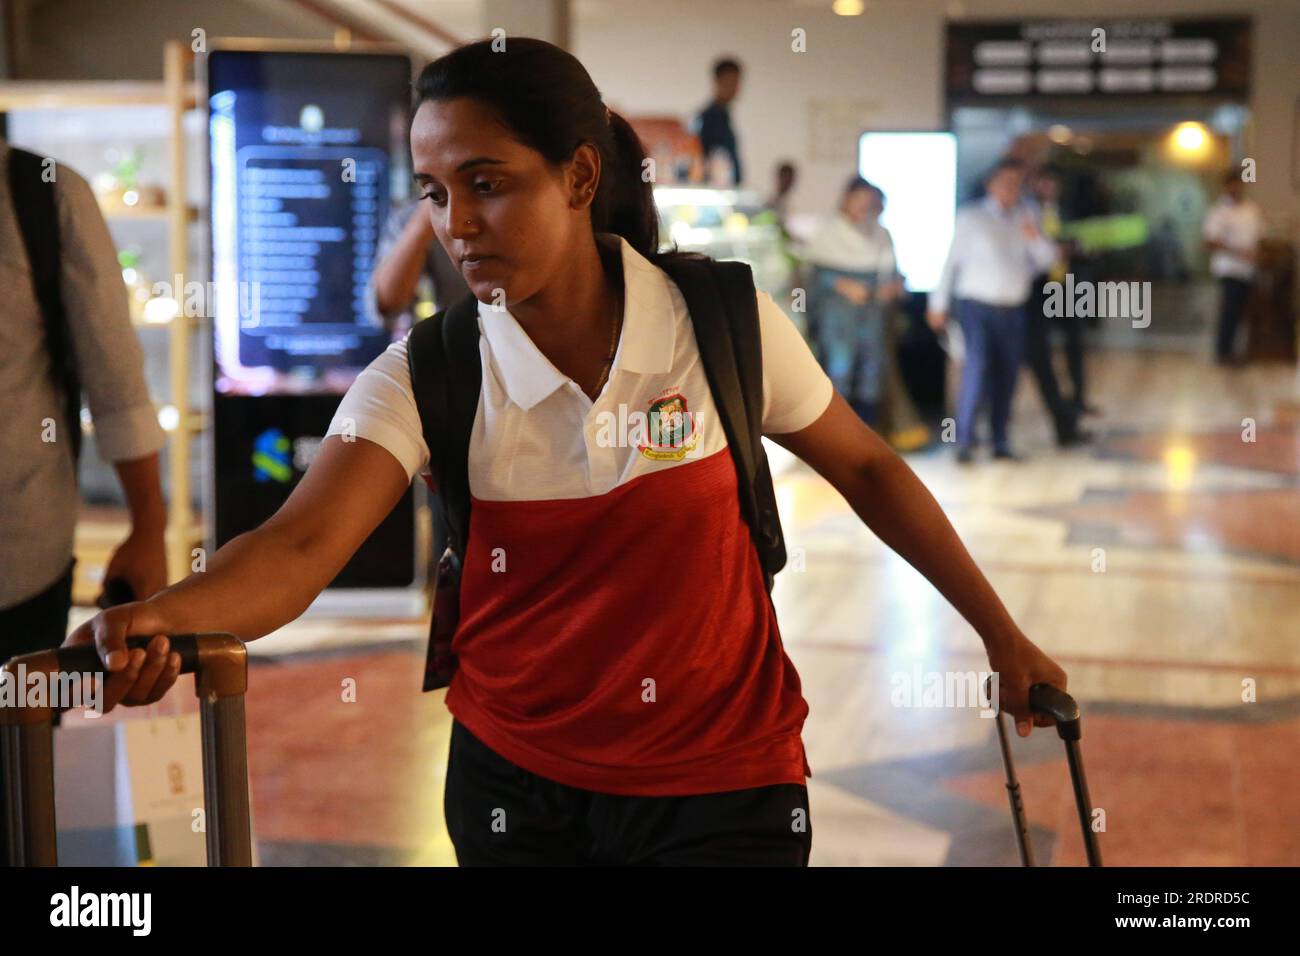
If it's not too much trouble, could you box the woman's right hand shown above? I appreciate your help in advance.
[63,601,183,713]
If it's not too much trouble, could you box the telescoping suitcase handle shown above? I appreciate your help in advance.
[993,682,1102,867]
[0,632,252,867]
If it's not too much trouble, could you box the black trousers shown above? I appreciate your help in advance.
[0,559,73,658]
[443,719,812,866]
[1057,309,1087,409]
[0,558,74,867]
[1216,277,1251,360]
[1028,276,1078,441]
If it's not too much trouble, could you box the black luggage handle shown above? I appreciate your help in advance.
[41,634,246,704]
[55,634,202,680]
[1,632,251,867]
[988,678,1102,867]
[1029,683,1081,741]
[981,677,1081,739]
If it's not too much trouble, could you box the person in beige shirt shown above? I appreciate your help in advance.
[0,140,167,649]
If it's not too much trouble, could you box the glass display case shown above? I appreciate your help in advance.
[652,184,806,477]
[653,185,794,299]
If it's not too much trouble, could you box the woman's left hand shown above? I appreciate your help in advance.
[985,632,1069,737]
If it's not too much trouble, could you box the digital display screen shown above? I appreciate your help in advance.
[207,49,418,590]
[857,132,958,294]
[208,49,411,395]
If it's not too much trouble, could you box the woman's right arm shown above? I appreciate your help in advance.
[65,435,411,711]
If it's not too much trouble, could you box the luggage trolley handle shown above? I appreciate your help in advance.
[992,680,1103,868]
[0,632,251,867]
[1029,684,1081,741]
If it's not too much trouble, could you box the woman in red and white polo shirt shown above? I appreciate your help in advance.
[70,38,1067,866]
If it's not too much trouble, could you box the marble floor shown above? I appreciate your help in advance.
[62,347,1300,866]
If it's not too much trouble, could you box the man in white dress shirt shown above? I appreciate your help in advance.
[928,159,1057,462]
[1203,172,1264,365]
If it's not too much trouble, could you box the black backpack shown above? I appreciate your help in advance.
[8,147,81,467]
[406,255,786,691]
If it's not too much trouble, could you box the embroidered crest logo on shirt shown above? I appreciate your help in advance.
[638,389,700,461]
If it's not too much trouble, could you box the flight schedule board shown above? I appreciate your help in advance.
[207,49,417,588]
[946,17,1251,102]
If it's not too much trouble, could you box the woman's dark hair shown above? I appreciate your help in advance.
[841,175,879,199]
[840,176,884,214]
[414,37,700,267]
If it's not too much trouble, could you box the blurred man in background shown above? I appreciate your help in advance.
[929,158,1057,463]
[1203,170,1263,366]
[370,197,470,337]
[693,57,743,186]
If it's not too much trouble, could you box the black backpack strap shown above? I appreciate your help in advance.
[9,147,80,464]
[407,291,482,693]
[406,291,482,556]
[661,256,787,590]
[710,259,787,580]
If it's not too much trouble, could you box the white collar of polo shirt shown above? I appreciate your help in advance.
[476,233,677,411]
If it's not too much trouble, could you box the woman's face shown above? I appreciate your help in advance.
[410,97,596,305]
[843,188,877,224]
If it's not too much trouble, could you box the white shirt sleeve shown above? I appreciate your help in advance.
[57,163,167,463]
[757,290,834,434]
[325,335,429,481]
[930,207,970,314]
[802,216,840,269]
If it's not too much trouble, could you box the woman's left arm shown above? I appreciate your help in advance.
[771,392,1067,735]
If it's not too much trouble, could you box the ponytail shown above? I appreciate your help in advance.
[598,110,663,262]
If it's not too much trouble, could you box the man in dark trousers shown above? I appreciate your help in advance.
[693,57,743,186]
[1025,167,1091,446]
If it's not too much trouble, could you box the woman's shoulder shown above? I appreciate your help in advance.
[375,332,412,370]
[344,334,414,398]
